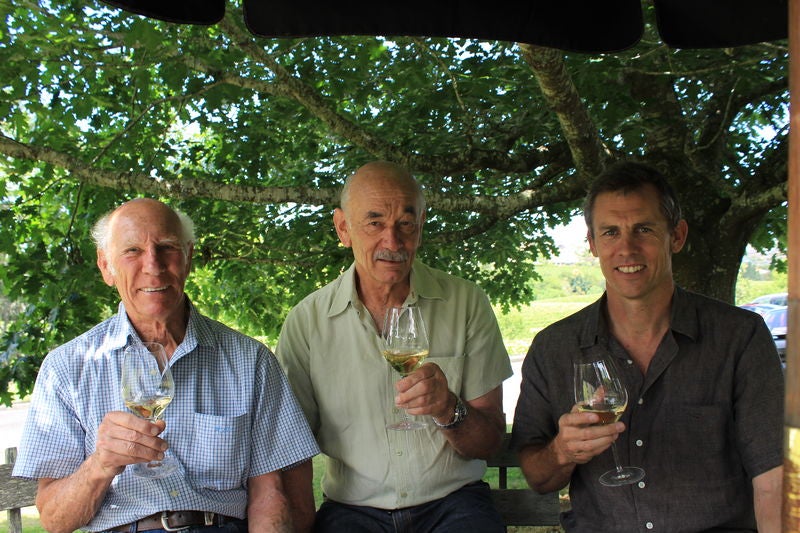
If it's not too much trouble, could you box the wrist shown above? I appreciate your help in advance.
[433,392,468,429]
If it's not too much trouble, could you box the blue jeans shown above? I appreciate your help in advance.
[313,482,504,533]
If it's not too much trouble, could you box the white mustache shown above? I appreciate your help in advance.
[374,250,409,262]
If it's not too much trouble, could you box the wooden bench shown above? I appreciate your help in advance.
[487,433,561,529]
[2,439,560,532]
[1,448,38,533]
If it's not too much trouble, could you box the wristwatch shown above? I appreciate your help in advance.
[433,394,468,429]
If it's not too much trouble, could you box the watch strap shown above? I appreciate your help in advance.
[433,394,467,429]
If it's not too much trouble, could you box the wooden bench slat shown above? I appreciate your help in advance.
[486,432,562,529]
[491,489,560,526]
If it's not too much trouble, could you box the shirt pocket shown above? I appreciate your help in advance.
[663,403,733,482]
[189,411,250,491]
[426,354,465,395]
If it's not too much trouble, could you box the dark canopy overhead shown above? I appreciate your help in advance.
[101,0,787,52]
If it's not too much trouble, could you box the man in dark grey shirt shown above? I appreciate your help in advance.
[512,162,783,532]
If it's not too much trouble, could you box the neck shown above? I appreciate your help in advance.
[605,285,674,373]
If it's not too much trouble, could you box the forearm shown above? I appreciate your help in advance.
[280,460,316,533]
[36,454,117,533]
[754,466,782,533]
[518,441,574,494]
[435,392,505,459]
[247,472,294,533]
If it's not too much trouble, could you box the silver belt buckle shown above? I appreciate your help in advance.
[204,512,215,526]
[160,512,191,532]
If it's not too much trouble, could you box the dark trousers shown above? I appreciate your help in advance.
[313,481,504,533]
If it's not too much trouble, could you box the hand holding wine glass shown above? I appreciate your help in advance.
[381,306,430,431]
[573,356,644,487]
[121,341,178,478]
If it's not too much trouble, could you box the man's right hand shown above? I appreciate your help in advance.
[551,405,625,466]
[93,411,168,477]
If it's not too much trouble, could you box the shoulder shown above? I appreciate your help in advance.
[193,312,269,353]
[414,261,490,303]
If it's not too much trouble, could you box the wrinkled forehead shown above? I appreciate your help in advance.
[110,203,183,244]
[347,176,422,218]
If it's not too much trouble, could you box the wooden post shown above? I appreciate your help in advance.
[785,0,800,530]
[4,447,22,533]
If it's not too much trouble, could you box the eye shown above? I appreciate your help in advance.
[398,220,418,235]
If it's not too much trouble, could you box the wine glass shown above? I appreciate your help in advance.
[381,306,430,431]
[573,356,645,487]
[121,341,178,478]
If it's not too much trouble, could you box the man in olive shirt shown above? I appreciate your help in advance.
[512,162,783,532]
[277,161,512,532]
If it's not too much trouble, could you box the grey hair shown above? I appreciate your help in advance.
[91,203,196,252]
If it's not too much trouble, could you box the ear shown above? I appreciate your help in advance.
[416,212,426,247]
[333,208,352,248]
[185,243,194,275]
[587,230,599,258]
[97,250,115,287]
[670,219,689,253]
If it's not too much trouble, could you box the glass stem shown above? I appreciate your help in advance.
[610,442,624,473]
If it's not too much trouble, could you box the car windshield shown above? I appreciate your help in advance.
[764,308,787,329]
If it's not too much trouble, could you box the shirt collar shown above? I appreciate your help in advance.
[579,286,698,350]
[328,260,445,318]
[107,299,202,361]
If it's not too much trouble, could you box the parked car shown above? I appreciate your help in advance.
[762,306,787,363]
[749,292,788,307]
[739,302,783,318]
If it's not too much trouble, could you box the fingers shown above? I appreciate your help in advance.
[394,363,450,415]
[94,411,169,472]
[555,410,624,465]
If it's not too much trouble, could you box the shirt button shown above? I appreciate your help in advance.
[646,522,654,529]
[637,398,644,405]
[396,451,403,456]
[399,492,407,498]
[638,481,646,488]
[627,359,634,365]
[636,440,644,447]
[170,490,179,497]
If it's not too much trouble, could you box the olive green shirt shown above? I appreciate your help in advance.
[276,260,512,509]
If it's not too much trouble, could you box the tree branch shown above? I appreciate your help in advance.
[518,44,610,180]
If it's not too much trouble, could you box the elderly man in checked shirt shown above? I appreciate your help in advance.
[13,198,319,533]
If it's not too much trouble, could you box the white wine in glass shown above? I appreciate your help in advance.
[574,356,645,487]
[381,306,429,431]
[121,341,178,478]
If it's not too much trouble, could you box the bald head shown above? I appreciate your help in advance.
[340,161,426,215]
[92,198,195,254]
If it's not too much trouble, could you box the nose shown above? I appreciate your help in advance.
[618,230,640,253]
[380,225,405,250]
[142,246,166,275]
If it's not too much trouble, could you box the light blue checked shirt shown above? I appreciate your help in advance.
[13,301,319,532]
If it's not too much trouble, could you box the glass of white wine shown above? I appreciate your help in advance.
[381,306,430,431]
[121,341,178,478]
[573,356,645,487]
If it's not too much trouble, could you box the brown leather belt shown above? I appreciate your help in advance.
[110,511,240,532]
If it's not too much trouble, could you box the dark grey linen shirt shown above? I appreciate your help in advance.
[511,287,784,533]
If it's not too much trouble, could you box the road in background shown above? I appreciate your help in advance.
[0,401,29,452]
[503,355,524,424]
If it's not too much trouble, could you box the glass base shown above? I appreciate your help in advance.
[387,420,428,431]
[599,466,645,487]
[131,455,179,478]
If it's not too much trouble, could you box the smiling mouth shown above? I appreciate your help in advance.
[141,286,168,293]
[617,265,645,274]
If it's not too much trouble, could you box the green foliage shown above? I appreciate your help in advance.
[0,2,789,400]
